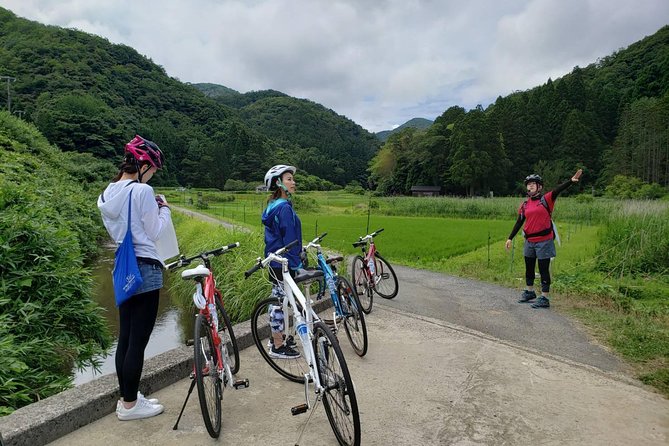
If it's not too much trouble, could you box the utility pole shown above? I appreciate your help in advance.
[0,76,17,111]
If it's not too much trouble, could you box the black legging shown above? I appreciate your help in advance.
[525,256,551,293]
[116,289,160,402]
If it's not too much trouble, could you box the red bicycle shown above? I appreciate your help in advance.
[350,228,399,314]
[167,243,249,438]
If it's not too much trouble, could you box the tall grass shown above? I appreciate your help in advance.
[596,207,669,277]
[165,213,271,324]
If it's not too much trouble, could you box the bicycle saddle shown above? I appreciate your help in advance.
[326,255,344,265]
[181,264,210,280]
[293,268,324,284]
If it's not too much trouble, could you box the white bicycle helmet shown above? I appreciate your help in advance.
[264,164,296,191]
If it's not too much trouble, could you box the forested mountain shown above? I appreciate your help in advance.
[196,85,379,185]
[0,8,377,188]
[376,117,434,142]
[370,26,669,196]
[1,6,667,196]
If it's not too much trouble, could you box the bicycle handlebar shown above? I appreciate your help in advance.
[244,258,262,279]
[306,232,328,250]
[352,228,384,247]
[165,242,240,270]
[244,239,299,279]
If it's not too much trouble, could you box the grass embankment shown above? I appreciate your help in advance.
[160,188,669,397]
[0,112,114,415]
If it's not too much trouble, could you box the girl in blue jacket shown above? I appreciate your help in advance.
[262,165,303,359]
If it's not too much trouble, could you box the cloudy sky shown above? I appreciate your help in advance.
[2,1,668,132]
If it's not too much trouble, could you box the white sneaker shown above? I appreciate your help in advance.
[117,397,164,421]
[116,392,159,413]
[138,391,159,405]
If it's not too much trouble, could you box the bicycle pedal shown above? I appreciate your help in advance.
[290,403,309,416]
[233,378,250,389]
[185,339,194,346]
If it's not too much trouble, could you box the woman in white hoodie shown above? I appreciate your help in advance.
[97,135,170,421]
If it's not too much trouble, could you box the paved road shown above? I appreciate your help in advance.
[382,265,627,373]
[47,305,667,446]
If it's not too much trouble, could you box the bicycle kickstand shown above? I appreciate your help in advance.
[293,395,322,446]
[172,376,197,430]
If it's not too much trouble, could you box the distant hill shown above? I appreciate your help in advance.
[196,84,379,184]
[192,82,240,98]
[194,84,288,108]
[376,117,433,142]
[0,7,379,187]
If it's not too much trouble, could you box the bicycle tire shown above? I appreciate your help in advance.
[313,321,361,446]
[336,276,368,357]
[373,254,399,299]
[194,313,222,438]
[351,255,373,314]
[250,297,309,383]
[215,293,240,375]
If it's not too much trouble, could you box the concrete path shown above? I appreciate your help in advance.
[45,305,667,446]
[383,265,627,373]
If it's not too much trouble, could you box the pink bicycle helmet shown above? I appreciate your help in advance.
[125,135,165,169]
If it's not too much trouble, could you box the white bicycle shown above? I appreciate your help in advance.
[246,240,361,446]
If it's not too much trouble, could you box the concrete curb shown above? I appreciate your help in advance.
[0,298,333,446]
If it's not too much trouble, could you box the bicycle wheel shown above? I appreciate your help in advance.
[250,297,309,383]
[336,276,368,357]
[194,313,222,438]
[215,293,240,375]
[373,254,399,299]
[313,321,361,446]
[351,255,373,314]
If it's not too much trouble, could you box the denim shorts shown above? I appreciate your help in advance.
[523,239,556,259]
[133,260,163,295]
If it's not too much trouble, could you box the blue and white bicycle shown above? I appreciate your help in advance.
[305,233,368,357]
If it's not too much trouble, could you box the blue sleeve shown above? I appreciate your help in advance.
[278,205,303,270]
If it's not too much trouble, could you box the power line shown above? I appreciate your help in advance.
[0,76,17,112]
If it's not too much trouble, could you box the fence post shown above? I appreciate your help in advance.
[487,231,491,268]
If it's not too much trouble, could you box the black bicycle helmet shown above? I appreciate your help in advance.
[524,174,543,186]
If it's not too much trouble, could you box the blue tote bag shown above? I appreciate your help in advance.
[112,190,143,306]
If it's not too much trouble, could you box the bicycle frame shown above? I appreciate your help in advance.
[247,241,361,445]
[305,237,346,318]
[169,248,233,385]
[198,263,233,385]
[265,251,326,401]
[357,234,380,289]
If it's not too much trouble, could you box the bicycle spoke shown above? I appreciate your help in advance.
[251,298,310,383]
[351,256,372,314]
[314,322,360,446]
[194,314,222,438]
[337,276,368,356]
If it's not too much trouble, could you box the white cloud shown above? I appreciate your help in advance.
[1,0,667,131]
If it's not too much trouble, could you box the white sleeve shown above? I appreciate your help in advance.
[139,186,171,241]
